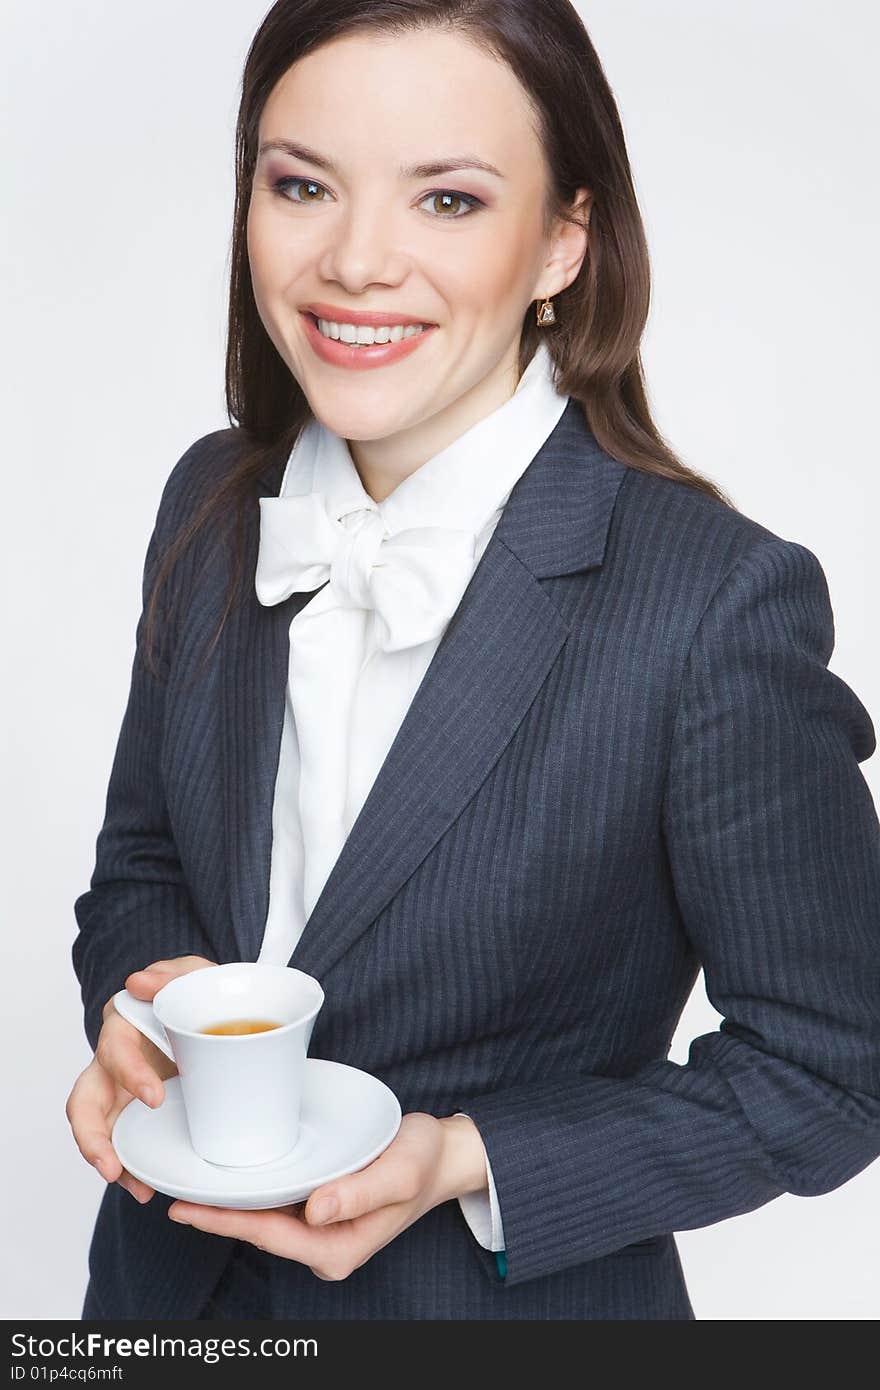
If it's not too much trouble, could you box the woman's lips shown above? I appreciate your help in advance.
[300,311,437,371]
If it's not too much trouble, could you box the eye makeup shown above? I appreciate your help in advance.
[268,174,485,219]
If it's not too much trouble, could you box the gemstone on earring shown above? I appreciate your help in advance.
[537,299,556,325]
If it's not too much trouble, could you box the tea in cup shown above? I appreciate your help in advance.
[112,962,324,1167]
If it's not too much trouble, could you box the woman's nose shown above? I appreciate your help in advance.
[319,202,408,291]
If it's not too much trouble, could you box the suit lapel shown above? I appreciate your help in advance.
[222,398,628,973]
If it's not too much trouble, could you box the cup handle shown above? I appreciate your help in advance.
[111,989,175,1062]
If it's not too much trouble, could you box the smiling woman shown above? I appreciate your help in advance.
[141,0,734,664]
[68,0,880,1327]
[243,23,592,491]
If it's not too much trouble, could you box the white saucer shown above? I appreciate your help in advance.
[111,1058,402,1209]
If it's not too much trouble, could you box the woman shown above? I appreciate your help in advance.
[67,0,880,1321]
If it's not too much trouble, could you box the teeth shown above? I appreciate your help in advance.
[316,318,427,345]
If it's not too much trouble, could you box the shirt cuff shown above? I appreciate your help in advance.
[452,1111,506,1252]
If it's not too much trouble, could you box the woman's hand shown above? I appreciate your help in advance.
[65,956,217,1204]
[166,1111,489,1281]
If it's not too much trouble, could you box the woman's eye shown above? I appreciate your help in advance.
[417,190,482,218]
[271,176,329,204]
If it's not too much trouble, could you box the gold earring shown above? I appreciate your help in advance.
[536,296,556,326]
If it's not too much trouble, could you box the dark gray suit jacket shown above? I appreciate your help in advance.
[72,400,880,1319]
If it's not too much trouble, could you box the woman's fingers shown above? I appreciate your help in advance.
[96,1009,167,1109]
[115,959,215,1105]
[65,1059,156,1202]
[66,1058,116,1171]
[124,957,217,1000]
[115,1170,156,1203]
[67,959,217,1208]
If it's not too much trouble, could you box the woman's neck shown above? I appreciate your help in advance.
[347,346,524,503]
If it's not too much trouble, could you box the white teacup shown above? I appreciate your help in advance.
[112,962,324,1167]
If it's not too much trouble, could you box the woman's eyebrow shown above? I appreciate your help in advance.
[257,139,504,180]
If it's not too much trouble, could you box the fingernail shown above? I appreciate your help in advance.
[168,1209,189,1224]
[311,1195,338,1223]
[140,1086,155,1106]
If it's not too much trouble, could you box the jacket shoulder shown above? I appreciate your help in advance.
[613,463,821,602]
[154,426,252,541]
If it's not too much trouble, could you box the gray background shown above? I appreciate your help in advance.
[2,0,877,1318]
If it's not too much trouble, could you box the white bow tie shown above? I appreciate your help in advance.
[255,493,479,653]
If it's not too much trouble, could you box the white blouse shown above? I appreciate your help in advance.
[254,339,570,1252]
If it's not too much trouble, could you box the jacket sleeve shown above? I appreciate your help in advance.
[452,536,880,1288]
[71,440,219,1054]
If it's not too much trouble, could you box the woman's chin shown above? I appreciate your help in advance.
[307,397,421,444]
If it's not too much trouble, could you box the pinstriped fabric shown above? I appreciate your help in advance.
[444,531,880,1287]
[73,404,880,1319]
[196,1241,274,1320]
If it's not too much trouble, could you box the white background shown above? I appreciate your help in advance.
[2,0,878,1319]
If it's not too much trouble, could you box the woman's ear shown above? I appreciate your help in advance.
[535,186,592,301]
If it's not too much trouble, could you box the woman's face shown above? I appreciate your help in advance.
[247,27,588,466]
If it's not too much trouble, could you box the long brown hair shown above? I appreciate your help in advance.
[144,0,736,679]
